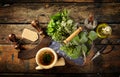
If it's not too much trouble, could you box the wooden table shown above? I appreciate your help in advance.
[0,0,120,77]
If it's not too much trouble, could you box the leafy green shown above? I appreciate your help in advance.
[70,35,80,45]
[47,10,73,42]
[88,31,98,41]
[47,10,98,59]
[79,32,88,44]
[60,45,82,59]
[81,44,88,53]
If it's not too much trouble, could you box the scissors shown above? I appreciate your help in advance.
[91,39,114,61]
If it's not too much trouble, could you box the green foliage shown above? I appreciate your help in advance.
[47,10,98,59]
[88,31,98,41]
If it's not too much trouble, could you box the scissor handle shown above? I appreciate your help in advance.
[95,38,114,54]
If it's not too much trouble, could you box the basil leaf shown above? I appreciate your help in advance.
[88,31,98,41]
[79,32,88,44]
[81,44,88,53]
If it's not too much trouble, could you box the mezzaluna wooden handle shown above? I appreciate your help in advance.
[31,20,42,32]
[63,27,82,44]
[8,33,18,42]
[8,34,24,49]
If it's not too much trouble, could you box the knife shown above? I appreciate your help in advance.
[9,20,52,60]
[18,20,52,59]
[18,36,52,59]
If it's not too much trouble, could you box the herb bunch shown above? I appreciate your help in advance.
[47,10,98,59]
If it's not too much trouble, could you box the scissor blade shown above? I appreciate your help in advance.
[91,51,100,61]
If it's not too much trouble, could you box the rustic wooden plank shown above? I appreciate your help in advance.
[0,3,120,23]
[0,24,119,44]
[0,44,37,73]
[92,45,120,73]
[0,0,120,3]
[0,0,93,3]
[0,24,42,44]
[0,45,91,73]
[0,45,119,73]
[0,45,26,72]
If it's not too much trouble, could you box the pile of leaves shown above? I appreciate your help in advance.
[47,10,98,59]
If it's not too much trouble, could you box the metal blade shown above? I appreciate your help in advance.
[91,51,100,61]
[18,36,52,60]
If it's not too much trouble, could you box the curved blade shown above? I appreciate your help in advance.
[18,36,52,60]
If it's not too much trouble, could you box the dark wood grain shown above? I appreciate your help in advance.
[0,24,42,44]
[92,45,120,73]
[0,3,120,23]
[0,45,119,73]
[0,24,119,44]
[0,2,120,74]
[0,0,120,4]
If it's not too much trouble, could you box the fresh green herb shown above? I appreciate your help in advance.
[88,31,98,41]
[47,10,98,59]
[79,31,88,44]
[42,53,53,65]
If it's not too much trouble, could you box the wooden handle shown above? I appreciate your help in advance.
[31,20,42,32]
[14,44,21,49]
[63,27,82,44]
[8,34,24,49]
[8,34,18,42]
